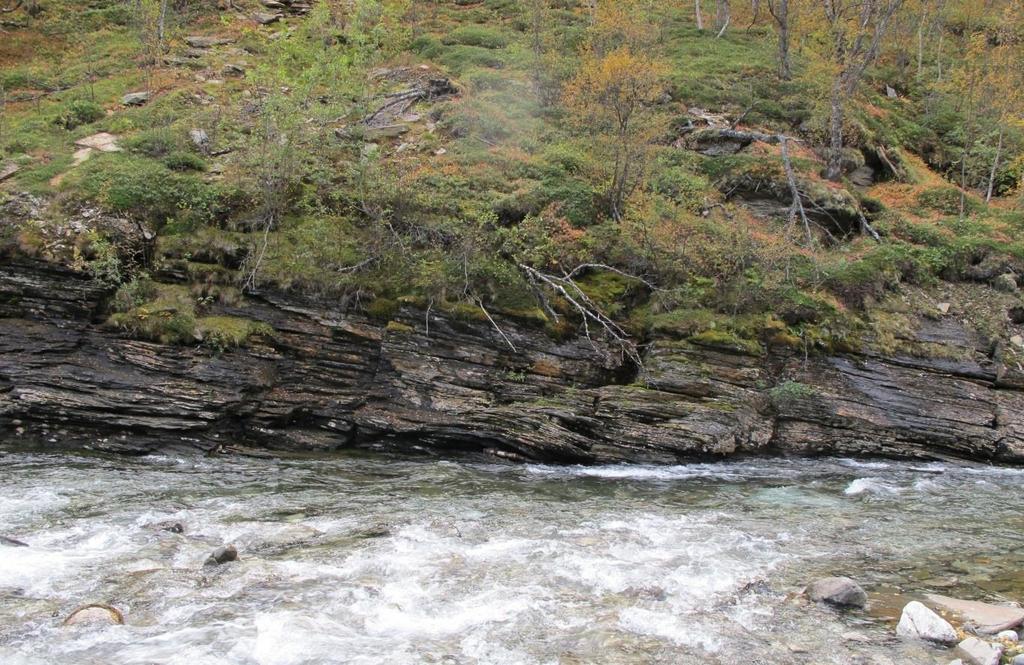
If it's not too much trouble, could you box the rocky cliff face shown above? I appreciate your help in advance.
[2,254,1023,464]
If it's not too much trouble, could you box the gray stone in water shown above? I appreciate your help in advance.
[1012,655,1024,665]
[204,544,238,566]
[897,601,959,644]
[925,594,1024,634]
[62,603,124,627]
[805,576,867,608]
[0,535,28,547]
[956,637,1003,665]
[121,91,152,106]
[997,630,1019,643]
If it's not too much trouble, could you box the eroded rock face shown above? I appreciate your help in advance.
[1,257,1024,465]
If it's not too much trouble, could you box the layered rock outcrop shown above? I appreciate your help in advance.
[2,254,1023,464]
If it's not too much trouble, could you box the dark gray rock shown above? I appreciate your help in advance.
[805,576,867,608]
[204,545,238,566]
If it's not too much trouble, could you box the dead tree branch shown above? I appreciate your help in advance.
[778,135,813,245]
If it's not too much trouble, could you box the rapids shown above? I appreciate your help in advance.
[1,447,1022,664]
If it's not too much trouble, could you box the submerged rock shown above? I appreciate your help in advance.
[805,576,867,608]
[62,603,124,627]
[956,636,1003,665]
[0,535,28,547]
[897,601,959,644]
[925,594,1024,634]
[204,544,238,566]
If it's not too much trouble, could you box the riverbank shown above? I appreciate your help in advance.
[2,253,1024,464]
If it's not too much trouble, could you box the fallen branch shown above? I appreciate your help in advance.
[858,210,882,242]
[518,263,642,367]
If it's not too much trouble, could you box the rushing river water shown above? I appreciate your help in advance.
[1,447,1022,665]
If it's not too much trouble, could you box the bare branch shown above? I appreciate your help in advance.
[474,297,517,353]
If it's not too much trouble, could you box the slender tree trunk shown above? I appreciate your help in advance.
[695,0,704,30]
[157,0,167,44]
[826,78,845,181]
[715,0,730,37]
[916,9,926,79]
[986,125,1004,204]
[768,0,791,80]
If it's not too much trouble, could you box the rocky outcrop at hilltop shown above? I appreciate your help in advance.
[2,251,1023,464]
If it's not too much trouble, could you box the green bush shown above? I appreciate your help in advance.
[442,26,509,49]
[54,100,105,130]
[163,151,206,172]
[69,154,221,228]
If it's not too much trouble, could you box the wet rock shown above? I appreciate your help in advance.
[956,637,1003,665]
[805,576,867,608]
[993,273,1019,293]
[62,603,124,627]
[152,521,184,534]
[204,544,238,566]
[996,630,1018,642]
[925,594,1024,634]
[0,535,29,547]
[1012,655,1024,665]
[897,601,959,644]
[121,91,152,106]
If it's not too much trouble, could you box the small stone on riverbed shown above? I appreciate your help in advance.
[805,576,867,608]
[897,601,959,644]
[204,544,238,566]
[63,604,124,627]
[997,630,1019,642]
[956,636,1003,665]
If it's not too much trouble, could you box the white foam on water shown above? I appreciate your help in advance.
[844,477,901,496]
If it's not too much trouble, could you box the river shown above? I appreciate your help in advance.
[1,447,1022,664]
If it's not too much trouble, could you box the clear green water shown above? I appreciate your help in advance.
[0,448,1022,664]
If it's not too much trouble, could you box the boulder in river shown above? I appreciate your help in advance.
[62,603,124,627]
[896,600,959,644]
[925,594,1024,634]
[204,544,238,566]
[804,576,867,608]
[956,636,1003,665]
[0,535,29,547]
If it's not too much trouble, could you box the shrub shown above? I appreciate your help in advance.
[54,100,105,130]
[442,26,509,49]
[163,151,206,172]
